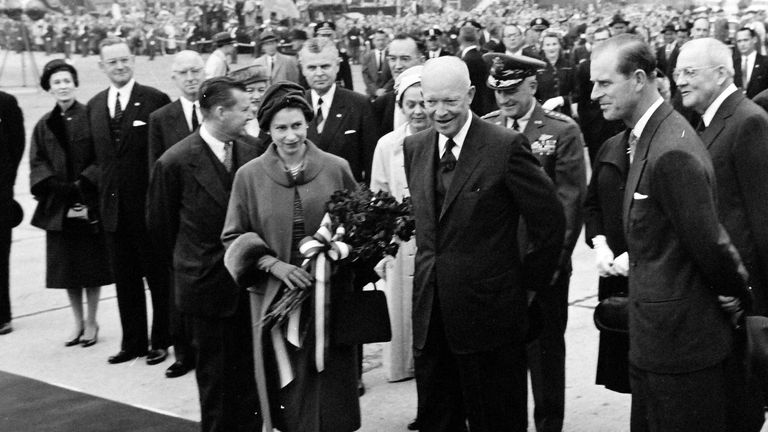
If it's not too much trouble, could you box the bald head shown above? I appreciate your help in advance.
[421,57,474,138]
[172,50,205,101]
[679,38,733,73]
[677,37,733,113]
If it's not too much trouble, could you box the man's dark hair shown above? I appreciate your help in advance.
[595,34,657,79]
[98,37,128,57]
[737,27,758,39]
[198,77,247,113]
[392,32,425,57]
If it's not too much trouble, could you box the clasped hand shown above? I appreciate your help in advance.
[269,261,314,291]
[593,235,629,277]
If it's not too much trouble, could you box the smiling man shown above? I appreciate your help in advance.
[482,52,586,432]
[87,37,172,367]
[590,34,752,432]
[404,55,564,432]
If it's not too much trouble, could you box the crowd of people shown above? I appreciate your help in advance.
[1,1,768,432]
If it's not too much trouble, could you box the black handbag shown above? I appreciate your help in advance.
[594,294,629,334]
[331,287,392,345]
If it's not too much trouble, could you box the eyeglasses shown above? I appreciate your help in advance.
[672,65,719,80]
[173,67,203,76]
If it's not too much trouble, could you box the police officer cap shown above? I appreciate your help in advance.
[315,21,336,34]
[609,14,630,27]
[662,23,676,33]
[228,65,269,86]
[213,31,235,47]
[530,18,550,31]
[461,20,482,30]
[483,53,545,90]
[260,30,278,44]
[424,27,443,39]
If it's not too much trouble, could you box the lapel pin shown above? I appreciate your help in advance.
[336,113,342,118]
[134,102,141,106]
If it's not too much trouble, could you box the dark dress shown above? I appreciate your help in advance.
[536,55,574,117]
[29,101,112,288]
[583,131,631,394]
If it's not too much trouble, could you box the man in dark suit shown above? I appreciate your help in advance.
[88,37,172,365]
[372,33,424,138]
[591,34,752,432]
[424,28,451,59]
[655,24,678,80]
[147,50,206,378]
[404,56,565,432]
[300,37,378,183]
[147,77,261,432]
[482,53,587,432]
[677,37,768,432]
[0,91,24,335]
[361,29,392,100]
[457,27,496,116]
[733,27,768,98]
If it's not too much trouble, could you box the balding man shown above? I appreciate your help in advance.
[677,37,768,432]
[404,56,564,432]
[691,17,710,39]
[591,34,751,432]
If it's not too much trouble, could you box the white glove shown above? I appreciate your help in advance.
[612,252,629,277]
[593,235,615,277]
[542,96,565,111]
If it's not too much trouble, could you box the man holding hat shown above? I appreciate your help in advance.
[482,52,586,432]
[205,31,237,79]
[253,30,300,85]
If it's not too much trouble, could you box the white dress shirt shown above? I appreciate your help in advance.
[179,96,201,132]
[702,84,738,127]
[630,97,664,163]
[743,51,756,87]
[199,124,228,163]
[107,79,135,118]
[311,83,336,129]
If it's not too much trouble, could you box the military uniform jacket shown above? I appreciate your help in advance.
[483,103,586,269]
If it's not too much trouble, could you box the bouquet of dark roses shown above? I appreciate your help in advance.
[261,184,414,329]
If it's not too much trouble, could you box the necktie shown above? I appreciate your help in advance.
[114,92,123,121]
[316,98,324,134]
[191,103,199,131]
[223,140,233,173]
[743,58,749,89]
[694,117,706,135]
[437,139,457,210]
[377,50,383,72]
[628,132,639,163]
[512,118,520,131]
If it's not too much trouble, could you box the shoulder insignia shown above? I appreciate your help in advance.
[543,109,572,122]
[481,110,501,120]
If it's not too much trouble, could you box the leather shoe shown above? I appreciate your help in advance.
[0,322,12,335]
[65,329,84,347]
[165,361,192,378]
[407,418,421,431]
[108,350,146,364]
[146,348,168,365]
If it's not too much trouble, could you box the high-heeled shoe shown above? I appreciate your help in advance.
[65,329,84,347]
[81,325,99,347]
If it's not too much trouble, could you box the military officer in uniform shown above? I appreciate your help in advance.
[482,53,586,432]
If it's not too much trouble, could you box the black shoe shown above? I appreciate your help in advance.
[108,350,146,364]
[358,379,366,396]
[407,418,421,431]
[146,348,168,365]
[65,329,84,347]
[165,361,192,378]
[0,322,12,335]
[80,325,99,347]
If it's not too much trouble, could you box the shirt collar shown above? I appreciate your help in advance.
[461,45,478,57]
[438,112,472,158]
[179,96,197,111]
[199,123,227,161]
[632,97,664,139]
[110,78,135,99]
[702,84,738,127]
[311,83,336,107]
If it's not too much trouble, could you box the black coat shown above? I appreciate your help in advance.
[461,47,496,116]
[87,82,171,232]
[305,87,378,183]
[536,55,574,117]
[573,60,625,162]
[0,91,24,227]
[734,52,768,98]
[146,131,262,318]
[148,99,195,172]
[29,102,100,231]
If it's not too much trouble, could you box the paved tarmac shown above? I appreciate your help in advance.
[0,50,762,432]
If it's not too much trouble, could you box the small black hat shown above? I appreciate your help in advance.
[662,23,676,33]
[40,58,78,91]
[483,52,545,90]
[290,28,308,41]
[213,31,235,47]
[228,65,269,85]
[529,17,550,31]
[461,20,482,30]
[257,81,314,128]
[423,27,443,39]
[609,14,630,27]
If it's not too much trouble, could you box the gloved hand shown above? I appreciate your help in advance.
[612,252,629,277]
[268,261,314,291]
[542,96,565,111]
[593,235,615,277]
[718,295,745,328]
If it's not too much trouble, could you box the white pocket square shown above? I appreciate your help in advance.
[633,192,648,200]
[132,120,146,127]
[344,130,357,135]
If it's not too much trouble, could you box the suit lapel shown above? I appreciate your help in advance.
[170,100,191,136]
[189,134,229,209]
[439,116,484,221]
[319,90,346,151]
[93,90,111,144]
[623,103,672,231]
[416,130,438,223]
[700,91,741,149]
[118,84,144,152]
